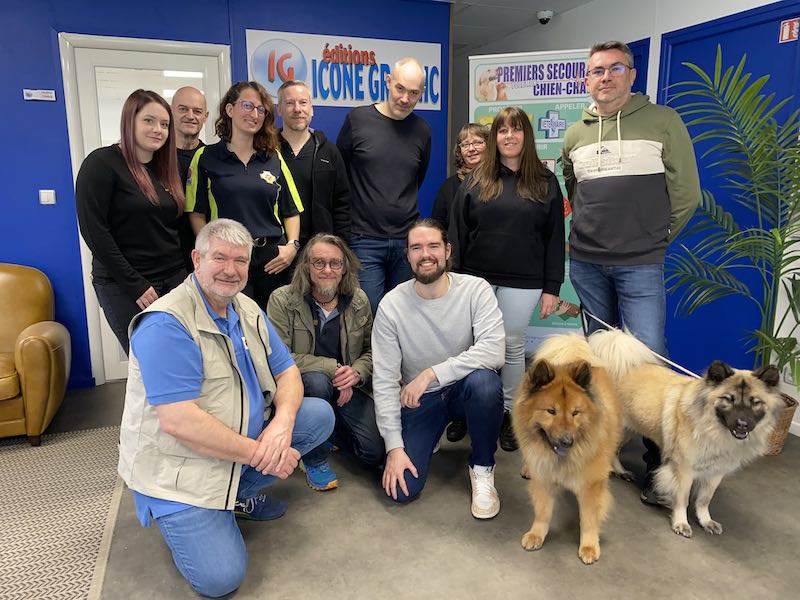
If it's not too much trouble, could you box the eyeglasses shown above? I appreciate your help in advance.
[310,258,344,271]
[459,140,486,150]
[587,63,632,79]
[237,100,267,116]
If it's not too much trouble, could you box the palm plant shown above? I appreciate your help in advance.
[665,45,800,390]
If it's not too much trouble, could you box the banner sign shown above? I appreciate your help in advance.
[246,30,442,110]
[469,48,591,351]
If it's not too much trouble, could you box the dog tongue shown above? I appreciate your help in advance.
[732,430,749,440]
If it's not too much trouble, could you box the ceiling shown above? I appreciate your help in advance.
[442,0,596,56]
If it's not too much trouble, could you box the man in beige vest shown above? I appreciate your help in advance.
[118,218,334,597]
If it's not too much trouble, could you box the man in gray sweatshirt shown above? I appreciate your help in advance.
[371,218,505,518]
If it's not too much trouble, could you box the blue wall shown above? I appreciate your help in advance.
[0,0,450,388]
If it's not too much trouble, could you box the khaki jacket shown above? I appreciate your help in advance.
[118,275,277,510]
[267,285,372,395]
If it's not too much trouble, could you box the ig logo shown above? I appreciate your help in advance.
[250,39,308,97]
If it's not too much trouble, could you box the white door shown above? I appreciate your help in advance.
[60,34,231,383]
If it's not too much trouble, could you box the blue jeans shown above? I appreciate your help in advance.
[154,396,334,597]
[392,369,503,503]
[302,371,385,467]
[569,260,667,356]
[492,285,543,412]
[350,234,412,315]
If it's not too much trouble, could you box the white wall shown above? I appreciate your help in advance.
[452,0,778,136]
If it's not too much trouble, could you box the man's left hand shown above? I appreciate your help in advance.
[251,414,295,476]
[332,365,359,390]
[264,244,297,275]
[400,368,437,409]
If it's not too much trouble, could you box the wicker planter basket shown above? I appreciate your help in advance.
[764,394,798,456]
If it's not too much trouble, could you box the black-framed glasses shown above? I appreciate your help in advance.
[459,140,486,150]
[310,258,344,271]
[587,63,632,79]
[237,100,267,116]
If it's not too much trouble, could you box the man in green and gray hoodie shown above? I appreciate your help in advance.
[562,40,701,503]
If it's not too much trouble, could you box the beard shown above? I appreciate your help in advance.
[313,283,339,298]
[413,260,447,285]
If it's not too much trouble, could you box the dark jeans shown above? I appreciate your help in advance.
[301,371,385,468]
[349,234,412,316]
[93,268,187,355]
[243,239,292,309]
[393,369,503,503]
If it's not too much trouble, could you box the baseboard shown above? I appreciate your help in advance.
[790,418,800,437]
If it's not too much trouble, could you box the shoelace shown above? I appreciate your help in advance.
[472,469,496,501]
[236,493,268,513]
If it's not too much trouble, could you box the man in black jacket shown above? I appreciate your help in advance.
[277,80,351,247]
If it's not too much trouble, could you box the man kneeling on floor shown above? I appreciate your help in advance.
[268,233,385,490]
[372,218,505,517]
[118,218,335,598]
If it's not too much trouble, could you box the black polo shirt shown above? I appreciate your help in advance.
[177,140,205,187]
[279,132,315,243]
[185,140,303,239]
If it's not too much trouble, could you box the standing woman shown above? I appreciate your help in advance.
[448,106,565,452]
[431,123,489,229]
[186,81,303,308]
[76,89,186,353]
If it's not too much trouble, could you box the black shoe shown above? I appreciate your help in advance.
[499,411,518,452]
[446,420,467,442]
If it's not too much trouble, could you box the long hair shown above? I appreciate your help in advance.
[290,234,362,297]
[119,89,185,211]
[469,106,549,203]
[215,82,278,155]
[453,123,489,181]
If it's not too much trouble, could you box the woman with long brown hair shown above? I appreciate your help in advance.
[186,81,303,307]
[76,89,186,353]
[449,106,565,452]
[431,122,489,229]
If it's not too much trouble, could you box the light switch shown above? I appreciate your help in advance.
[39,189,56,205]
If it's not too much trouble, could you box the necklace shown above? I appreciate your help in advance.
[313,294,338,308]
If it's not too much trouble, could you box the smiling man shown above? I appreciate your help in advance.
[371,219,505,518]
[337,57,432,315]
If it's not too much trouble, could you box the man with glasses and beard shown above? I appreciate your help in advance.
[371,219,505,519]
[267,234,383,492]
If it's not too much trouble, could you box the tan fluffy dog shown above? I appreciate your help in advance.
[512,334,625,564]
[588,328,784,538]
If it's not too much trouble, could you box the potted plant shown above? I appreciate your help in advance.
[665,45,799,453]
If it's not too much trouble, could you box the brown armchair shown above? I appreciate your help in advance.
[0,263,71,445]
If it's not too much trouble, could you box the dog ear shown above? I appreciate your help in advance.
[706,360,734,384]
[753,365,780,388]
[530,360,555,390]
[571,361,592,390]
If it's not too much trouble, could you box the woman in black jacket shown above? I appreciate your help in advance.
[449,106,565,451]
[76,89,186,353]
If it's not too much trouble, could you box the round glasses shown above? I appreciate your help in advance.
[310,258,344,271]
[459,140,486,150]
[237,100,267,116]
[587,63,632,79]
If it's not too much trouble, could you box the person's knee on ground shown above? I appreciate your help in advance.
[189,556,247,598]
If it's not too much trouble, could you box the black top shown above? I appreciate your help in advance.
[176,141,205,187]
[449,166,565,293]
[336,105,431,238]
[431,174,464,230]
[279,133,315,242]
[186,140,302,239]
[75,145,184,299]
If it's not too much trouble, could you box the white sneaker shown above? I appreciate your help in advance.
[469,465,500,519]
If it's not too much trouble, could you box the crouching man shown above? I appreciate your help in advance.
[118,218,334,597]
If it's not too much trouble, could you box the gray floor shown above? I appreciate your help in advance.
[58,383,800,599]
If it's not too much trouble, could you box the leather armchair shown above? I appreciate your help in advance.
[0,264,71,445]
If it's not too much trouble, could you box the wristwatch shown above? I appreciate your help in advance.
[288,239,300,250]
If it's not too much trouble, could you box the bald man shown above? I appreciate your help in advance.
[171,86,210,271]
[337,57,432,315]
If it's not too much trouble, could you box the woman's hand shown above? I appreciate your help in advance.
[264,243,297,274]
[136,286,159,310]
[539,292,560,319]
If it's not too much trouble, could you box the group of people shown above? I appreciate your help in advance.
[74,41,700,597]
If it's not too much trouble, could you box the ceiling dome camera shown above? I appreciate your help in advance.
[537,10,553,25]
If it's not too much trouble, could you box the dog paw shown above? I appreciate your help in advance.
[700,519,723,535]
[672,521,693,538]
[521,532,544,551]
[578,545,600,565]
[612,469,635,483]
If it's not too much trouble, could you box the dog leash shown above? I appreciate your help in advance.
[580,308,702,379]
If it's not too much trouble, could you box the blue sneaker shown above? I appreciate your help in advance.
[301,460,338,491]
[234,494,287,521]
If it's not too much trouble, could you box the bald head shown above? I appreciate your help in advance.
[171,86,208,146]
[379,57,426,120]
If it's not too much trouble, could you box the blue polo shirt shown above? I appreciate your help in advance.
[185,140,303,239]
[129,277,294,526]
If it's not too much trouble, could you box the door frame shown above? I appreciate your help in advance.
[59,32,231,384]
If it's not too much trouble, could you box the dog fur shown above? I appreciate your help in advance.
[512,334,625,564]
[588,328,784,538]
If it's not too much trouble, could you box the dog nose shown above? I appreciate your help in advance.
[735,419,749,430]
[558,435,574,448]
